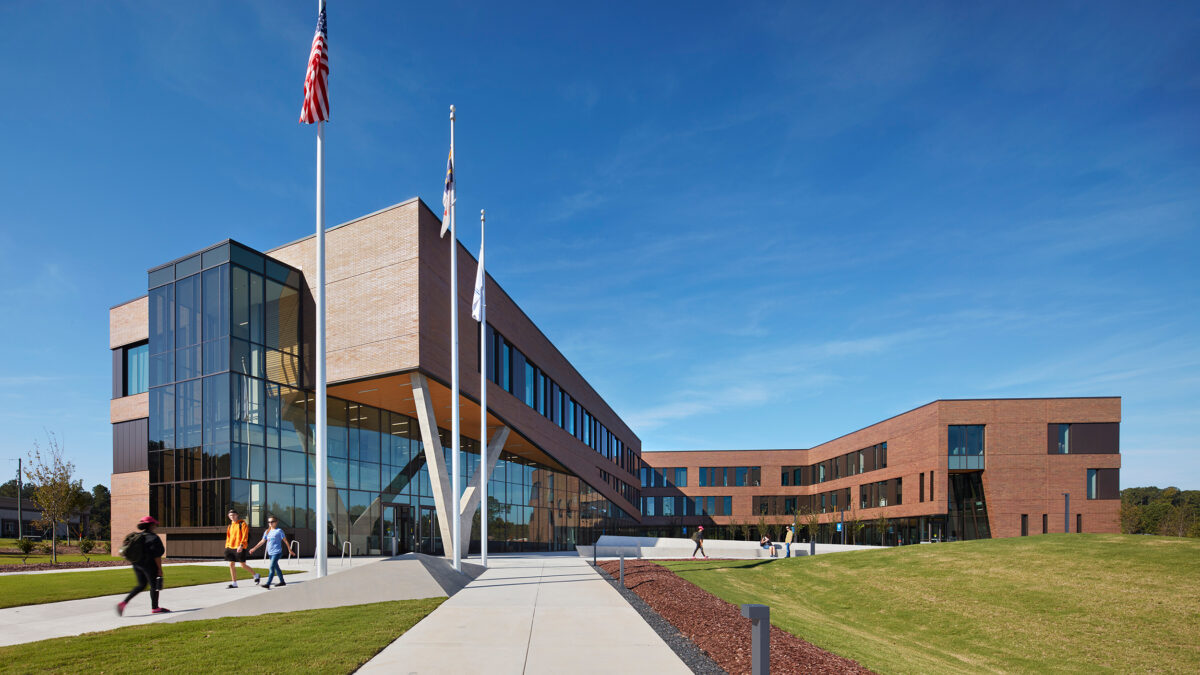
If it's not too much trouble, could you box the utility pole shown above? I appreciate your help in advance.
[17,459,21,540]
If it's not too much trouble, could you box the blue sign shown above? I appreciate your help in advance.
[836,522,843,532]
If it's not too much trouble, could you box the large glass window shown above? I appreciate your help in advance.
[949,425,985,470]
[674,467,687,487]
[125,343,149,396]
[1087,469,1098,499]
[1058,424,1071,454]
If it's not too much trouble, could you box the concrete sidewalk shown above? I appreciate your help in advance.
[358,555,691,675]
[0,555,382,647]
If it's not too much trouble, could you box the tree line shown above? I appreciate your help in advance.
[2,433,111,563]
[1121,486,1200,538]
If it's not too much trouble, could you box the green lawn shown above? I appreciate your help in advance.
[0,598,443,674]
[0,553,125,566]
[661,534,1200,674]
[0,565,299,609]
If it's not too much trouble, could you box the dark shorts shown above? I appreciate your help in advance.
[224,547,248,563]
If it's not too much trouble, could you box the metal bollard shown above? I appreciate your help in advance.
[741,604,770,675]
[619,554,625,586]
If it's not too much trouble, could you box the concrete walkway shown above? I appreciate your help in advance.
[0,555,383,647]
[359,554,691,675]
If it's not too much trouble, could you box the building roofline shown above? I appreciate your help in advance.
[265,197,423,254]
[109,295,148,311]
[642,396,1122,454]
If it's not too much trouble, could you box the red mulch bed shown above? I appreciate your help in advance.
[599,560,872,675]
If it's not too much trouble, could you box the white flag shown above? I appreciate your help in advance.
[441,150,454,238]
[471,238,484,321]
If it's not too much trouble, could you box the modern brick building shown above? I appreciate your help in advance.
[109,198,1122,557]
[109,198,642,557]
[638,398,1122,544]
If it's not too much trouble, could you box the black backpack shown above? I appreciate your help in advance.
[119,531,146,563]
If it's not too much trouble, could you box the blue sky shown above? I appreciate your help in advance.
[2,2,1197,492]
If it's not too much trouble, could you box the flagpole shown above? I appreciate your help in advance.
[313,0,328,579]
[479,208,488,568]
[449,105,461,573]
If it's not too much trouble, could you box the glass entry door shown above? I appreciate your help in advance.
[419,505,441,555]
[382,504,415,556]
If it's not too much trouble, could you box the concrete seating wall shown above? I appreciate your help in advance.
[578,535,883,560]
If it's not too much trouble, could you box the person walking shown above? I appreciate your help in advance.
[784,525,795,558]
[248,515,291,589]
[225,509,260,588]
[691,526,708,559]
[116,516,168,615]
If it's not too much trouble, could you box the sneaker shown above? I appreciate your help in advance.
[227,583,238,589]
[278,581,286,587]
[151,607,171,614]
[253,573,261,585]
[263,584,271,590]
[116,602,126,617]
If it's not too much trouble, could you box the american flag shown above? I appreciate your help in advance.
[441,150,454,237]
[299,6,329,124]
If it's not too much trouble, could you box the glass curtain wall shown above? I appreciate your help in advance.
[147,242,622,554]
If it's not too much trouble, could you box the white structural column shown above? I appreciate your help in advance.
[410,372,456,556]
[458,426,509,559]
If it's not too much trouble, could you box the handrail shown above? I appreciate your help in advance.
[341,540,352,567]
[289,539,300,561]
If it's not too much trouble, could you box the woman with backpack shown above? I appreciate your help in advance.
[116,516,168,616]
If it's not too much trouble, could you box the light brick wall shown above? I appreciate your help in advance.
[110,471,150,554]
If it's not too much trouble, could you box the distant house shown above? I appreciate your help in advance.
[0,497,89,540]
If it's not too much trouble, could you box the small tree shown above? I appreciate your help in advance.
[875,512,889,546]
[15,538,35,564]
[79,538,95,562]
[799,505,821,543]
[845,504,866,544]
[756,515,769,542]
[24,433,86,565]
[737,519,753,542]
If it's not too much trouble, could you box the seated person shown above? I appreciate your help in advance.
[760,535,776,557]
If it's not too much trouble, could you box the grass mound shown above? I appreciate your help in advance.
[0,598,443,673]
[0,565,298,609]
[661,533,1200,674]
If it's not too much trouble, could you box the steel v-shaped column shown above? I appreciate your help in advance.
[410,372,456,556]
[412,372,510,559]
[457,426,509,558]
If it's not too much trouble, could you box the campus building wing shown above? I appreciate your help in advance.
[109,198,642,557]
[637,398,1122,544]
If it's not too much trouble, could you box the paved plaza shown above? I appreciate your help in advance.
[0,552,689,674]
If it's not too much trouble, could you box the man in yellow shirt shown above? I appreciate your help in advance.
[225,509,260,588]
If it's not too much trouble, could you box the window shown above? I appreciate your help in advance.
[674,467,687,487]
[524,363,536,408]
[919,472,925,503]
[722,496,732,516]
[1021,514,1028,536]
[948,426,985,470]
[125,343,149,396]
[1077,514,1082,533]
[1087,469,1098,499]
[735,466,748,487]
[1042,514,1048,534]
[1058,424,1070,454]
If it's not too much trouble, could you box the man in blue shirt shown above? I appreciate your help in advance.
[248,516,291,589]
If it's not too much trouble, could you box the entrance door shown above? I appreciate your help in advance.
[382,505,398,556]
[381,505,415,556]
[419,505,441,555]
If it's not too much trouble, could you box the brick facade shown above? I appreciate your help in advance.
[641,398,1121,539]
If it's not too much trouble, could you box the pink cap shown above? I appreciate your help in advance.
[139,515,158,525]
